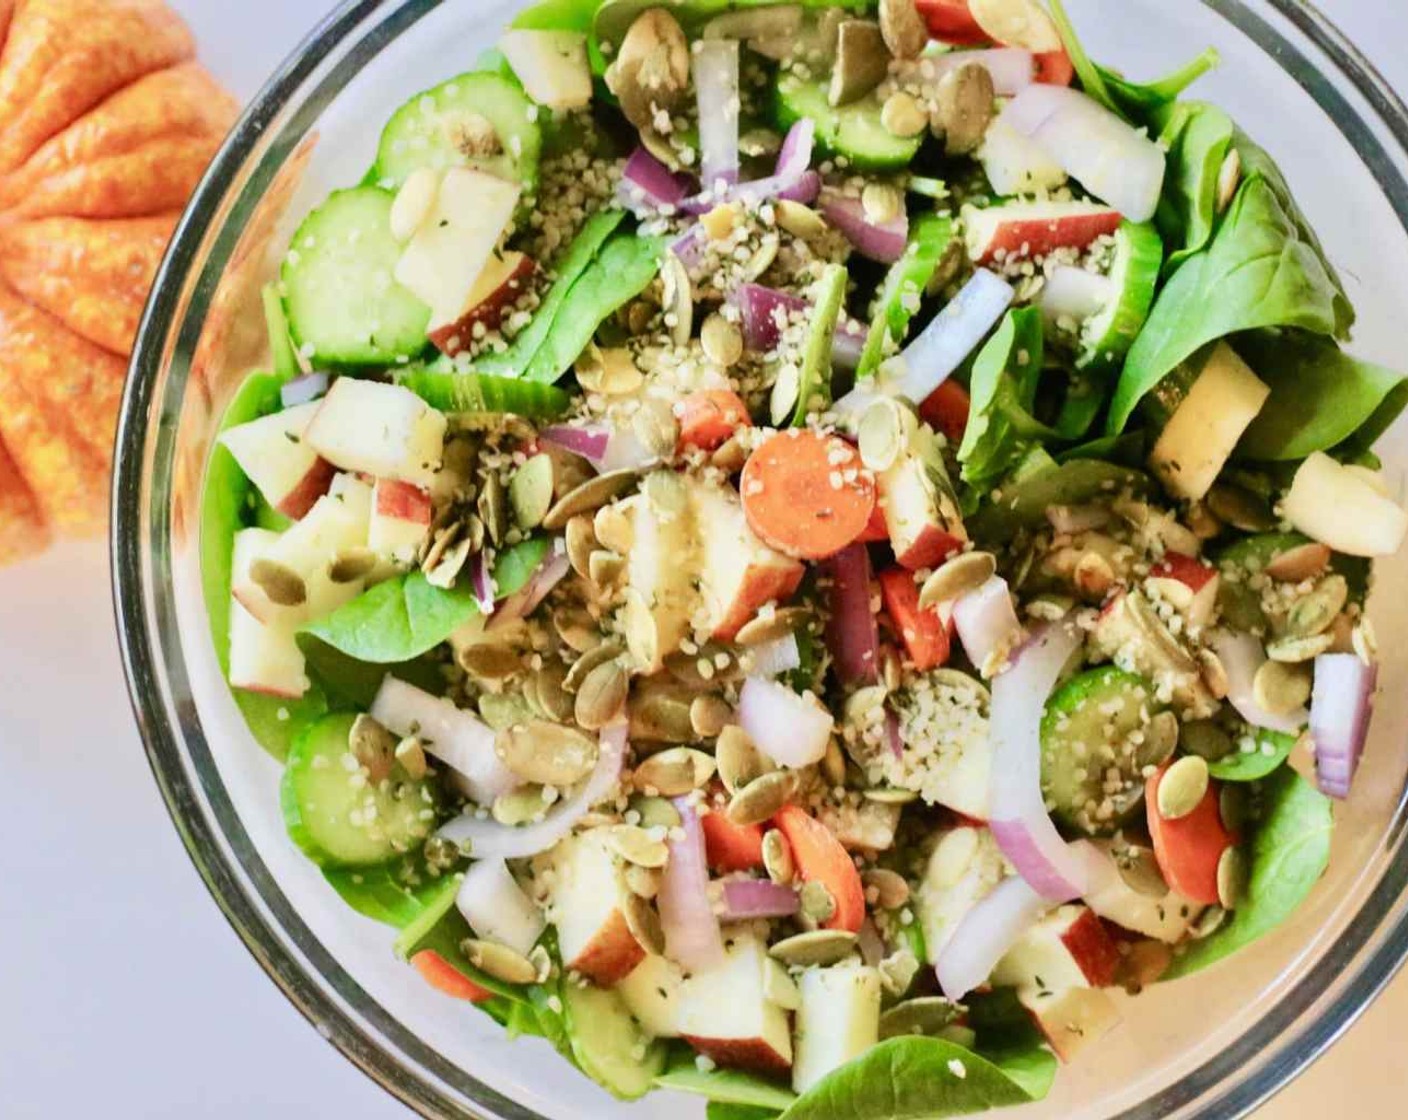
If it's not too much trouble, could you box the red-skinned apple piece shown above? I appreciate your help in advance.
[992,904,1120,990]
[878,451,967,571]
[542,829,648,987]
[370,478,434,565]
[428,250,537,356]
[305,378,448,488]
[964,201,1123,265]
[218,401,335,520]
[1147,764,1236,906]
[915,0,991,44]
[678,932,793,1075]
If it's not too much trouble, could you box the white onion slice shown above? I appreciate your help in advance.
[1312,653,1377,799]
[952,576,1025,676]
[455,858,545,958]
[437,722,628,857]
[371,677,519,805]
[694,39,741,189]
[660,798,727,972]
[738,676,834,768]
[730,283,807,351]
[1208,630,1308,734]
[747,632,801,679]
[1039,265,1113,327]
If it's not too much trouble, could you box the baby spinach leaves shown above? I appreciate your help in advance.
[322,856,444,928]
[655,1054,798,1112]
[1165,769,1333,978]
[1153,101,1234,273]
[959,306,1048,489]
[856,212,953,380]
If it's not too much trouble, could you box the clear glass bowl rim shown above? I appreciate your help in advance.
[110,2,1408,1118]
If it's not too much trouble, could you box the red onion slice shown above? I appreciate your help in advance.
[1312,652,1378,799]
[280,371,329,409]
[671,223,708,271]
[539,423,611,466]
[823,542,881,685]
[1208,630,1308,734]
[729,283,807,352]
[738,676,834,768]
[661,798,727,972]
[437,722,628,857]
[455,858,546,957]
[487,545,570,631]
[618,146,694,214]
[694,39,741,190]
[718,878,800,921]
[469,551,496,613]
[680,119,816,214]
[953,576,1025,676]
[821,191,909,264]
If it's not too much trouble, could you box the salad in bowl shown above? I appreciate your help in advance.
[198,0,1408,1114]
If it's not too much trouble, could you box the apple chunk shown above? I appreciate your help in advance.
[429,250,537,357]
[1019,985,1122,1063]
[619,472,700,672]
[979,119,1068,197]
[370,478,433,565]
[542,829,648,987]
[678,931,793,1076]
[913,826,1007,965]
[691,479,805,640]
[792,962,881,1094]
[499,29,593,110]
[304,378,447,488]
[1282,451,1408,558]
[964,200,1122,265]
[879,449,966,571]
[618,953,687,1039]
[991,904,1119,990]
[228,528,310,698]
[218,401,334,520]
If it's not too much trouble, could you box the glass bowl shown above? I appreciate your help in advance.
[112,1,1408,1117]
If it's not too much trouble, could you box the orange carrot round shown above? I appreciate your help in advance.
[879,567,952,671]
[1146,765,1235,906]
[1035,49,1076,86]
[741,430,876,561]
[701,807,766,873]
[774,803,866,933]
[411,949,494,1003]
[678,389,752,452]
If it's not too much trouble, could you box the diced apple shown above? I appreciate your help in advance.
[1018,985,1121,1063]
[879,450,966,571]
[1148,553,1220,631]
[678,931,794,1076]
[455,858,546,959]
[691,479,805,640]
[818,799,902,853]
[792,962,881,1095]
[919,723,992,822]
[1083,842,1203,944]
[305,378,447,488]
[913,826,1008,965]
[499,29,593,110]
[963,200,1122,265]
[621,472,700,672]
[992,904,1119,990]
[544,829,648,987]
[618,953,687,1039]
[429,250,537,357]
[370,478,433,565]
[979,118,1069,196]
[1149,342,1270,502]
[218,401,335,520]
[1283,450,1408,558]
[228,528,310,698]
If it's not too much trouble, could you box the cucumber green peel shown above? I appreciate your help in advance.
[857,213,954,380]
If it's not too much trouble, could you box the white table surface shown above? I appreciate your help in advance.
[3,1,1406,1116]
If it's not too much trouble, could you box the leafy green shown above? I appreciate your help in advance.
[1164,769,1333,978]
[968,459,1148,543]
[1108,174,1351,433]
[1207,729,1296,783]
[261,283,301,381]
[299,637,445,710]
[303,537,551,663]
[398,368,572,418]
[856,212,953,380]
[709,1106,781,1120]
[1153,102,1235,273]
[792,263,848,424]
[655,1055,797,1111]
[777,1037,1047,1120]
[394,875,531,1002]
[958,307,1050,489]
[1233,331,1408,461]
[1056,430,1146,467]
[322,857,445,927]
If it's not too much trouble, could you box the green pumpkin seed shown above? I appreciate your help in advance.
[509,454,556,530]
[565,515,597,580]
[858,396,910,473]
[394,736,428,780]
[764,957,803,1009]
[881,90,929,138]
[1181,720,1235,763]
[575,659,630,730]
[608,824,670,868]
[743,233,780,283]
[496,720,599,785]
[1197,648,1230,700]
[1157,756,1209,821]
[878,949,920,996]
[769,929,858,967]
[735,607,810,647]
[478,692,536,731]
[551,604,601,653]
[762,828,795,884]
[586,549,625,590]
[1266,632,1335,664]
[576,344,643,396]
[329,547,378,584]
[249,558,307,607]
[862,182,904,226]
[1190,905,1227,940]
[348,714,397,783]
[800,880,837,924]
[463,939,539,985]
[477,471,508,546]
[629,685,697,743]
[424,533,472,589]
[701,313,745,367]
[630,795,681,831]
[1126,592,1197,673]
[919,551,998,610]
[1252,659,1312,715]
[624,863,663,899]
[492,785,553,826]
[633,747,716,796]
[878,997,964,1040]
[1217,846,1248,910]
[862,868,910,910]
[1264,542,1331,583]
[564,643,622,693]
[1285,574,1349,639]
[666,643,744,689]
[543,470,640,531]
[728,770,799,825]
[690,693,733,739]
[458,641,523,682]
[843,685,889,725]
[633,399,680,460]
[1139,711,1181,770]
[1206,484,1277,532]
[862,787,920,805]
[879,0,926,59]
[1114,846,1168,898]
[717,725,768,794]
[659,251,694,347]
[774,200,828,241]
[533,664,575,723]
[822,737,848,787]
[932,61,994,155]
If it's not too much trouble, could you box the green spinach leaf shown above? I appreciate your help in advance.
[304,537,551,663]
[397,368,572,418]
[322,857,444,927]
[1153,101,1235,272]
[857,212,953,380]
[968,458,1148,543]
[709,1106,781,1120]
[299,636,445,710]
[1207,728,1296,783]
[655,1052,797,1111]
[1164,768,1333,978]
[958,307,1050,488]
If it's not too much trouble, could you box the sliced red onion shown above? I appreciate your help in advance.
[437,722,628,857]
[371,677,519,805]
[832,317,868,372]
[824,542,880,685]
[680,118,817,214]
[671,223,708,271]
[729,283,807,352]
[988,620,1094,901]
[1312,653,1377,799]
[539,423,610,467]
[280,371,329,409]
[618,147,694,213]
[936,873,1050,1000]
[747,632,801,678]
[487,545,570,631]
[927,48,1036,96]
[1001,84,1165,222]
[776,169,822,205]
[739,676,834,768]
[1039,265,1112,327]
[953,576,1024,676]
[469,551,496,613]
[694,39,741,190]
[822,190,909,264]
[455,858,546,958]
[718,878,800,921]
[660,798,727,973]
[1208,630,1308,734]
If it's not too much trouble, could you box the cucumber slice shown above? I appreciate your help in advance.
[561,979,668,1100]
[1040,667,1166,836]
[786,262,848,425]
[1215,531,1369,629]
[1079,221,1163,372]
[773,74,922,172]
[281,712,440,868]
[281,187,431,365]
[374,72,542,192]
[398,369,572,418]
[857,212,954,379]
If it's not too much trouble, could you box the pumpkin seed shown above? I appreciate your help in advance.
[564,516,597,581]
[690,693,733,739]
[479,692,536,731]
[770,359,801,423]
[701,313,745,367]
[492,784,553,826]
[633,747,716,796]
[1190,905,1227,940]
[528,944,553,984]
[329,547,378,584]
[822,737,848,788]
[608,824,670,868]
[349,714,397,783]
[552,604,601,653]
[744,232,781,282]
[1157,756,1209,821]
[932,62,995,155]
[564,642,622,693]
[862,868,910,910]
[862,787,920,805]
[1285,574,1349,638]
[800,880,837,924]
[496,720,599,785]
[775,200,828,241]
[711,433,749,473]
[769,929,858,967]
[919,551,997,609]
[728,769,799,825]
[861,182,904,227]
[735,607,810,647]
[458,641,523,682]
[1264,542,1331,583]
[575,659,630,730]
[717,725,768,794]
[879,0,927,59]
[424,534,472,588]
[544,470,640,530]
[1126,592,1197,673]
[878,949,920,996]
[1219,783,1249,835]
[1110,844,1166,898]
[1252,658,1312,715]
[666,643,743,689]
[630,685,696,742]
[764,957,802,1009]
[630,795,682,831]
[1206,484,1277,532]
[879,997,964,1040]
[394,736,428,780]
[477,470,508,546]
[1353,619,1379,664]
[1140,710,1181,769]
[624,863,663,900]
[463,939,538,985]
[626,294,659,333]
[509,454,556,530]
[1197,648,1230,699]
[880,645,903,692]
[633,398,680,459]
[607,8,690,129]
[763,828,795,884]
[659,251,694,347]
[829,19,889,107]
[1266,631,1335,664]
[857,396,910,472]
[881,90,928,138]
[1180,719,1235,763]
[533,664,576,723]
[587,549,626,589]
[249,558,307,607]
[576,345,643,396]
[1216,846,1248,910]
[1216,147,1242,213]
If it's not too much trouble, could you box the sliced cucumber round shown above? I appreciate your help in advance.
[281,712,440,868]
[561,980,668,1100]
[374,72,542,192]
[1040,667,1167,837]
[281,187,431,365]
[773,74,921,173]
[1079,221,1163,373]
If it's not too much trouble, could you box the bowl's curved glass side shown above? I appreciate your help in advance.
[112,1,1408,1119]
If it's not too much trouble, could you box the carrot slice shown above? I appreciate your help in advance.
[774,804,866,933]
[878,567,952,671]
[701,808,766,873]
[914,0,991,44]
[1146,765,1235,906]
[858,500,889,543]
[1035,48,1076,86]
[411,949,494,1003]
[918,380,971,444]
[741,430,877,560]
[678,388,752,453]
